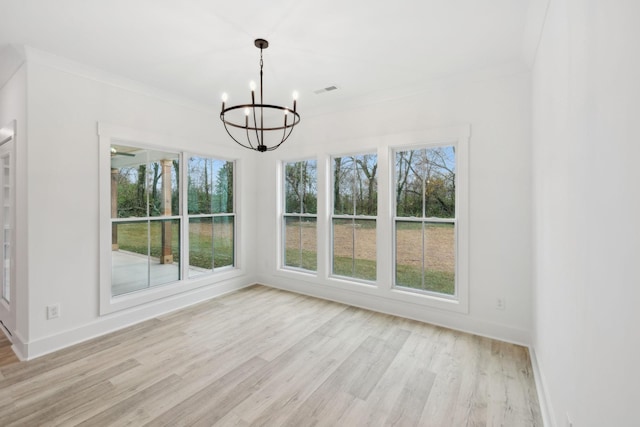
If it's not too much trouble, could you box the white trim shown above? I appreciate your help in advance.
[279,158,319,273]
[260,278,530,346]
[0,45,25,92]
[522,0,552,68]
[9,329,27,361]
[529,346,555,427]
[389,140,469,313]
[329,152,378,282]
[316,154,331,280]
[375,143,392,290]
[0,121,16,335]
[22,278,253,360]
[389,129,470,313]
[272,266,466,314]
[281,213,318,225]
[273,125,471,315]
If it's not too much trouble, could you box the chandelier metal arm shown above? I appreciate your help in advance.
[220,109,298,151]
[266,123,295,151]
[220,105,301,130]
[246,122,255,150]
[221,120,257,151]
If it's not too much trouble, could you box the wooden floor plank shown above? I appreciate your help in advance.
[0,285,542,426]
[385,358,436,426]
[348,330,411,399]
[234,329,371,426]
[0,330,18,368]
[144,356,269,427]
[76,374,183,426]
[1,358,139,424]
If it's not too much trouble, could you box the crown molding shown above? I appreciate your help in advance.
[0,44,26,90]
[522,0,551,67]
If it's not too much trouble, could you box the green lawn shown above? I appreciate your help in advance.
[396,264,455,295]
[114,221,234,269]
[284,248,455,295]
[117,222,454,295]
[332,255,377,281]
[284,247,318,271]
[116,221,181,261]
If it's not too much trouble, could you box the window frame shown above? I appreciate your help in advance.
[99,123,241,315]
[393,145,457,298]
[273,127,468,314]
[330,151,378,283]
[280,158,318,274]
[185,155,237,277]
[390,132,469,313]
[109,145,182,297]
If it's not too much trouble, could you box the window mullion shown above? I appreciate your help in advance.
[421,220,425,290]
[299,162,304,214]
[351,156,356,275]
[301,217,305,268]
[181,153,188,281]
[298,163,303,267]
[214,216,216,271]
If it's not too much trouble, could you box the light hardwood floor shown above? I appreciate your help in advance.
[0,285,542,426]
[0,328,18,368]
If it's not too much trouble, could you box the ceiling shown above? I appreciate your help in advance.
[0,0,541,116]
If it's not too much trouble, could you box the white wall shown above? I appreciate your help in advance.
[255,69,534,344]
[532,0,640,425]
[0,48,28,351]
[21,50,258,358]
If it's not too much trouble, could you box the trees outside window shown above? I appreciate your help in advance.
[332,153,377,281]
[110,145,180,296]
[283,160,317,271]
[394,146,457,295]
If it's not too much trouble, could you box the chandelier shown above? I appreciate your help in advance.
[220,39,301,152]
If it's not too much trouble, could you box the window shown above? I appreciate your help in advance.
[111,149,237,296]
[100,124,242,315]
[394,146,457,296]
[110,144,181,296]
[332,153,377,281]
[282,160,317,272]
[187,156,235,277]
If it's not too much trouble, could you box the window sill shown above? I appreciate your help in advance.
[272,267,468,314]
[100,267,245,315]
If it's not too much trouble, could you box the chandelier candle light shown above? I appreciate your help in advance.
[220,39,301,152]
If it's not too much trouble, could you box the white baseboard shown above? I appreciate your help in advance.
[259,279,531,347]
[10,330,28,361]
[22,278,254,360]
[529,346,555,427]
[16,275,531,363]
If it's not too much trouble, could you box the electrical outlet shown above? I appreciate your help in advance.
[47,304,60,319]
[496,297,505,310]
